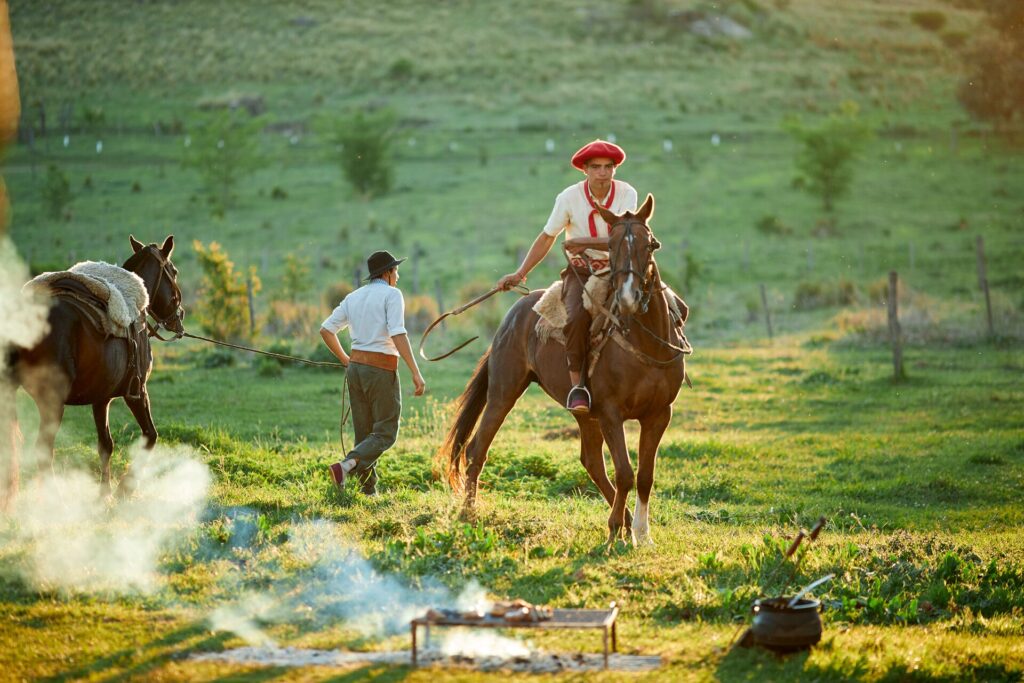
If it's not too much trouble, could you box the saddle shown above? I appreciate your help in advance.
[533,276,691,377]
[25,262,151,399]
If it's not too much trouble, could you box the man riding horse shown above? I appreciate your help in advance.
[497,139,636,414]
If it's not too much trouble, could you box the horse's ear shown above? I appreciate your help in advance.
[160,235,175,258]
[129,235,144,253]
[636,194,655,222]
[597,206,619,226]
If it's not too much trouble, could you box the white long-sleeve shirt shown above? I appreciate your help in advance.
[321,279,407,356]
[542,180,639,260]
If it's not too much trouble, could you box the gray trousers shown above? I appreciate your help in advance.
[344,362,401,494]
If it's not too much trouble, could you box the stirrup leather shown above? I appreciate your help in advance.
[566,384,592,411]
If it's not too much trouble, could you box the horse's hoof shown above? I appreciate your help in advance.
[633,533,655,547]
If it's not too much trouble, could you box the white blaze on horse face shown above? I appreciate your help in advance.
[620,272,636,310]
[632,497,651,544]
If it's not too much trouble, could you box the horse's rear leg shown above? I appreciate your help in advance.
[462,376,530,515]
[575,416,632,528]
[92,400,114,495]
[634,406,672,546]
[34,394,65,477]
[121,388,157,497]
[597,413,635,546]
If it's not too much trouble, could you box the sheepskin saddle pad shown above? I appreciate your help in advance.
[25,261,149,338]
[532,275,611,345]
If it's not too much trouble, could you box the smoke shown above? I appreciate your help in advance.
[0,236,49,353]
[208,519,497,647]
[1,441,210,594]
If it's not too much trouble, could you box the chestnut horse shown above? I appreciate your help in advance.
[437,195,689,545]
[2,236,184,501]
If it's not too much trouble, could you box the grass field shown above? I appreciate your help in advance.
[2,0,1024,680]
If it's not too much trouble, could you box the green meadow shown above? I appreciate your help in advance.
[2,0,1023,680]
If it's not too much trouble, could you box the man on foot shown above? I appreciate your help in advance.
[321,250,426,495]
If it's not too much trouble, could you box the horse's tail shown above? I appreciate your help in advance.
[1,348,22,508]
[435,349,490,493]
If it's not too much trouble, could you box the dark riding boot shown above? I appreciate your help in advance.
[566,385,591,414]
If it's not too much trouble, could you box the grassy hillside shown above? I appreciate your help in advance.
[6,0,1020,348]
[2,1,1023,680]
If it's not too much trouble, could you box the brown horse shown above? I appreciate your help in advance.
[2,236,184,501]
[437,195,689,545]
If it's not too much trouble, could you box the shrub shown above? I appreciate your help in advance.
[263,300,320,339]
[324,281,354,309]
[279,253,312,302]
[405,294,440,332]
[183,110,263,215]
[328,108,396,198]
[793,279,860,310]
[784,102,872,214]
[755,214,793,236]
[192,240,261,342]
[387,57,414,81]
[910,10,946,32]
[256,356,283,377]
[41,164,72,220]
[942,31,969,49]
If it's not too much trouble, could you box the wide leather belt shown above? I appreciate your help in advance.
[350,349,399,372]
[570,257,609,271]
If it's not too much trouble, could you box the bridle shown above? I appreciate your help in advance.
[129,246,185,341]
[603,218,691,367]
[608,218,660,327]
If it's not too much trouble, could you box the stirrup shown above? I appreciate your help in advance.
[566,384,592,414]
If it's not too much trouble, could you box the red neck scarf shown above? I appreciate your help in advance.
[583,180,616,238]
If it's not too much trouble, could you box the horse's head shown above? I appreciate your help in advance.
[598,194,661,317]
[125,235,185,337]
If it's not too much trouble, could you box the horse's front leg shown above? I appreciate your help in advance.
[122,386,158,497]
[92,400,114,496]
[634,406,672,546]
[597,412,634,546]
[575,415,632,529]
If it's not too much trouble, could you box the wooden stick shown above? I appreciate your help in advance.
[887,271,904,380]
[976,236,994,337]
[760,284,773,340]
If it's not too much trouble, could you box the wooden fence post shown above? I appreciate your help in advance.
[246,275,256,337]
[435,280,445,329]
[353,266,361,290]
[975,236,994,338]
[887,271,904,380]
[759,283,773,341]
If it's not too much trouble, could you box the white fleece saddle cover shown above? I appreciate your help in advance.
[533,277,688,346]
[26,261,149,338]
[532,275,611,345]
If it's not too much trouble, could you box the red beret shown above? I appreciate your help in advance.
[571,139,626,171]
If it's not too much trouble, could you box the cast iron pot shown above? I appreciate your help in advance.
[745,597,822,653]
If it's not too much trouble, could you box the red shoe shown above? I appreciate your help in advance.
[566,385,591,414]
[328,462,346,490]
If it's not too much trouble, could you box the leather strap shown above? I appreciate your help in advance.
[350,349,399,372]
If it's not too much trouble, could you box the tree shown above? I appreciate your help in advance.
[183,111,263,216]
[280,252,312,302]
[41,164,72,220]
[957,1,1024,136]
[785,102,872,215]
[328,108,396,198]
[192,240,261,341]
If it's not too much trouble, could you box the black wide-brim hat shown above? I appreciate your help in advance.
[365,250,407,280]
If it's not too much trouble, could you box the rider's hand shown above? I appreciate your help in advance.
[565,242,589,256]
[497,271,525,291]
[412,372,426,396]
